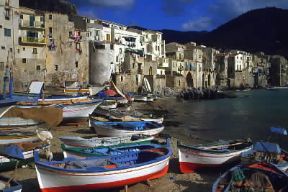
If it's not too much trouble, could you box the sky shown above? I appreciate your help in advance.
[70,0,288,31]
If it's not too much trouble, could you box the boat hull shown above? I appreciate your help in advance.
[63,102,101,119]
[59,135,153,148]
[178,145,252,173]
[36,157,169,192]
[0,117,41,127]
[92,125,164,137]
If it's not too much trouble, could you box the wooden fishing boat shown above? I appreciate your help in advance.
[0,175,22,192]
[61,139,166,159]
[98,100,117,110]
[60,99,102,120]
[34,142,172,192]
[0,117,41,127]
[212,162,288,192]
[241,141,288,173]
[59,135,154,148]
[90,120,164,137]
[91,108,164,124]
[178,139,253,173]
[0,131,39,145]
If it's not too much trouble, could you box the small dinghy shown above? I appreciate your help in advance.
[178,139,253,173]
[91,108,164,124]
[59,135,154,148]
[98,100,117,110]
[0,175,22,192]
[61,139,166,159]
[212,162,288,192]
[90,120,164,137]
[34,142,172,192]
[241,141,288,173]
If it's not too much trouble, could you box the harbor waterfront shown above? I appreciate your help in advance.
[1,89,288,192]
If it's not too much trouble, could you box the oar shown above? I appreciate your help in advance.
[0,105,15,118]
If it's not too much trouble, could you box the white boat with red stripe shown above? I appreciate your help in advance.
[34,141,172,192]
[178,139,253,173]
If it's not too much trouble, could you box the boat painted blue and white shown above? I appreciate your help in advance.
[34,141,172,192]
[90,120,164,137]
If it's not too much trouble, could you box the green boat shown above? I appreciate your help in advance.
[61,139,166,159]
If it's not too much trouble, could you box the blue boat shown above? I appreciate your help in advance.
[90,120,164,137]
[0,142,49,160]
[0,76,43,107]
[270,127,287,136]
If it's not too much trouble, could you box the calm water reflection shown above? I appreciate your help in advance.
[165,89,288,149]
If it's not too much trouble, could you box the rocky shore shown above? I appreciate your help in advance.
[3,98,213,192]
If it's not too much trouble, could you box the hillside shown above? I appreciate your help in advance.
[160,7,288,57]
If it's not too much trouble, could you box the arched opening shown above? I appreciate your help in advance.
[149,67,153,75]
[186,72,194,87]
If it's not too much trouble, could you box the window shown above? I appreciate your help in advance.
[17,49,20,53]
[20,15,23,19]
[23,47,25,51]
[49,14,52,20]
[40,16,44,22]
[69,31,72,37]
[22,58,27,63]
[36,65,41,71]
[75,61,78,68]
[106,34,111,42]
[32,48,37,54]
[55,65,58,71]
[120,76,123,82]
[0,25,2,28]
[5,9,10,20]
[4,28,11,37]
[1,46,5,50]
[9,48,12,52]
[110,44,114,50]
[48,27,53,37]
[0,62,4,70]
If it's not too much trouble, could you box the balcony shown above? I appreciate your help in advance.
[19,20,45,30]
[19,37,46,46]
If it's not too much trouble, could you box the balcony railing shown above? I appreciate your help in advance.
[19,20,45,29]
[19,37,46,45]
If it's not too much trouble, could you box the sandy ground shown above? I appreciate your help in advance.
[2,98,213,192]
